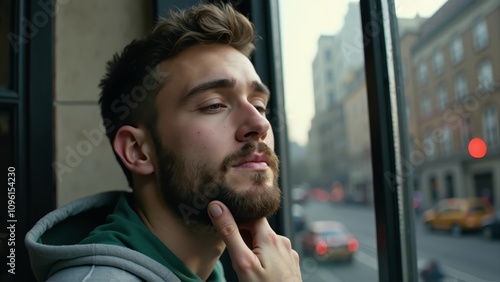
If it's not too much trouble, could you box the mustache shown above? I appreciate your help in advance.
[221,142,278,172]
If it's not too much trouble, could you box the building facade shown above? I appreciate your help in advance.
[407,0,500,208]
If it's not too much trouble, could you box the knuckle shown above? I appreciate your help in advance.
[219,222,238,238]
[281,237,292,249]
[292,250,300,262]
[265,230,279,244]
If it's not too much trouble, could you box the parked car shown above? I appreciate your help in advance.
[292,204,306,232]
[301,221,359,262]
[422,198,493,236]
[292,187,308,203]
[481,210,500,240]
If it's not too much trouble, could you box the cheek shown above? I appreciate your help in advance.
[167,123,233,162]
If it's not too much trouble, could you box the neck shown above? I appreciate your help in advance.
[133,181,225,281]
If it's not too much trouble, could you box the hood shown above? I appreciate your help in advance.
[25,191,180,281]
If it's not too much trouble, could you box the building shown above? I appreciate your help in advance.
[342,68,372,203]
[407,0,500,208]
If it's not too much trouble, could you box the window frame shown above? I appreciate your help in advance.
[0,1,55,281]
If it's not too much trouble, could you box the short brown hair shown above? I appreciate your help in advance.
[99,3,256,187]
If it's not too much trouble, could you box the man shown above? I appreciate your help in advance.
[25,3,301,282]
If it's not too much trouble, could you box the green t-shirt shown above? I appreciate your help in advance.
[80,194,224,282]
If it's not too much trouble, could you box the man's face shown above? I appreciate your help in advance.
[152,44,281,226]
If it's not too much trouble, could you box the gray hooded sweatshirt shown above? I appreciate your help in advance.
[25,191,226,282]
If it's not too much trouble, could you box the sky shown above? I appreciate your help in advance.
[278,0,449,146]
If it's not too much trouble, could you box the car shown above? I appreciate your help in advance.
[301,221,359,262]
[481,210,500,240]
[422,198,493,236]
[292,187,308,203]
[292,204,306,232]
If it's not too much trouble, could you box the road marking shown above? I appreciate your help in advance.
[356,252,491,282]
[354,250,379,270]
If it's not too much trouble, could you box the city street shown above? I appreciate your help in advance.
[293,200,500,282]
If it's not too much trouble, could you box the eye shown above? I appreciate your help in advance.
[201,103,226,113]
[207,104,222,110]
[255,105,270,116]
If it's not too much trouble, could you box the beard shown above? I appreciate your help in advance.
[155,141,282,228]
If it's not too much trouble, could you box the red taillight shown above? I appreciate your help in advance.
[347,238,359,252]
[315,240,328,255]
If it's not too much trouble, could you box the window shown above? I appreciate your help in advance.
[421,92,431,116]
[477,59,494,93]
[473,19,489,51]
[325,50,332,61]
[418,61,428,85]
[326,69,333,82]
[425,131,437,159]
[461,117,472,149]
[1,1,55,280]
[278,1,500,281]
[433,50,444,75]
[454,72,468,101]
[450,35,464,65]
[483,106,499,147]
[441,126,453,155]
[437,83,448,110]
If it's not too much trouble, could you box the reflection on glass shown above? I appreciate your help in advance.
[0,0,12,87]
[280,1,377,281]
[395,0,500,281]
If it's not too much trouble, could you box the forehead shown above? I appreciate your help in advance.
[162,44,260,87]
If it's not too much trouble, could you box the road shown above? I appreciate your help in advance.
[293,200,500,282]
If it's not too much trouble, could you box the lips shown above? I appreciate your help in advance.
[233,153,269,168]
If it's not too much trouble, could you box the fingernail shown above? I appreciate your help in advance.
[209,204,222,218]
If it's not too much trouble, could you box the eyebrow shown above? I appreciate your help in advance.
[181,78,270,105]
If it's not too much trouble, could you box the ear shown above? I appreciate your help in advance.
[113,125,155,176]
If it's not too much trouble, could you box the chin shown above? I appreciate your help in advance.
[226,172,274,191]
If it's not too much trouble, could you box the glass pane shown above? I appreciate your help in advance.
[280,1,377,281]
[393,0,500,281]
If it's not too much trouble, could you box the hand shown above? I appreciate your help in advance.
[208,201,302,282]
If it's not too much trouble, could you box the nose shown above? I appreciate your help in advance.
[235,104,271,142]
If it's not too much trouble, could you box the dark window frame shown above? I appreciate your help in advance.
[1,1,55,281]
